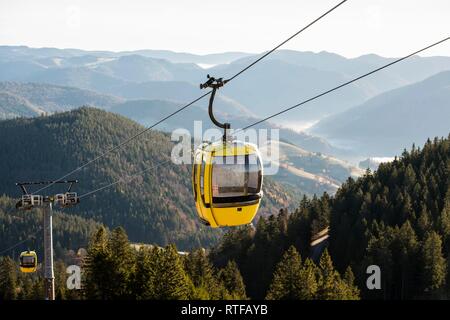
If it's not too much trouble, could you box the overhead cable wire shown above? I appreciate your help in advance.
[238,37,450,132]
[0,223,41,256]
[32,0,349,195]
[79,36,450,200]
[226,0,348,82]
[78,157,176,199]
[33,92,211,195]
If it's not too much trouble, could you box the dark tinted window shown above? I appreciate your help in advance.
[212,154,261,199]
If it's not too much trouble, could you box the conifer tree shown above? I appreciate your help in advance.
[417,208,432,239]
[54,260,67,300]
[343,266,360,300]
[316,249,340,300]
[184,249,224,299]
[106,227,136,299]
[17,274,33,300]
[132,247,157,299]
[438,199,450,254]
[365,225,394,298]
[298,258,319,299]
[30,276,44,300]
[153,244,190,300]
[218,260,247,299]
[83,226,111,299]
[421,231,446,294]
[396,221,419,299]
[0,256,17,300]
[316,249,359,300]
[265,246,303,300]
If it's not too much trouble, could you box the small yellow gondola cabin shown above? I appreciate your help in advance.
[19,251,37,273]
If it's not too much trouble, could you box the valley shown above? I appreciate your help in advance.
[1,45,449,255]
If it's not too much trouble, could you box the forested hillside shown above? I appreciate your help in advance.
[211,135,450,299]
[329,136,450,299]
[1,124,448,300]
[0,114,450,299]
[0,108,298,250]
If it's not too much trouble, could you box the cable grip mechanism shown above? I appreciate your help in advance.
[200,75,230,142]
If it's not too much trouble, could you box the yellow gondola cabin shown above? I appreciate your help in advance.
[19,251,37,273]
[193,75,264,227]
[192,140,263,228]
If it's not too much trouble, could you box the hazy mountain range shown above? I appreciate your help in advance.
[1,45,449,161]
[0,46,251,65]
[310,71,450,156]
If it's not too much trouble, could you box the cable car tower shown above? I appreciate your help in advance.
[15,180,80,300]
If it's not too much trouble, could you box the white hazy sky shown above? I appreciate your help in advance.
[0,0,449,58]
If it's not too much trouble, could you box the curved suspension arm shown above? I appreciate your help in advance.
[208,87,230,130]
[200,75,230,140]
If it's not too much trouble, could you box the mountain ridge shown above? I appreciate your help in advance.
[0,81,123,118]
[2,46,450,125]
[310,70,450,156]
